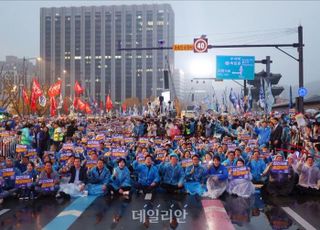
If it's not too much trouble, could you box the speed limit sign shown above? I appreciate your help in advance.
[193,38,208,53]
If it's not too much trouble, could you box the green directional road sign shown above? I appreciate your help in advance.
[216,55,255,80]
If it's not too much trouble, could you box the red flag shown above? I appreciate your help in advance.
[48,80,62,97]
[73,97,78,110]
[50,96,57,116]
[77,98,86,111]
[106,95,113,112]
[22,88,30,105]
[100,101,103,110]
[30,79,43,111]
[122,103,127,113]
[74,81,84,95]
[85,103,92,114]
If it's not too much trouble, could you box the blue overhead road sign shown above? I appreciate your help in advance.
[216,55,255,80]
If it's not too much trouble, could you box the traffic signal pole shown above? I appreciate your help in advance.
[118,26,304,112]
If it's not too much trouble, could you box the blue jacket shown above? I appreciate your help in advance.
[207,164,228,181]
[23,169,38,181]
[247,159,266,182]
[254,127,271,146]
[2,167,21,189]
[222,159,237,167]
[159,162,185,186]
[185,164,207,184]
[88,166,110,186]
[110,166,131,189]
[133,161,160,186]
[133,124,145,137]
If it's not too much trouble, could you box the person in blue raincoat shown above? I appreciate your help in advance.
[159,153,185,193]
[203,155,228,199]
[247,150,266,184]
[133,154,160,194]
[87,158,111,196]
[254,120,271,147]
[1,157,21,200]
[222,151,237,167]
[184,154,207,195]
[108,158,132,197]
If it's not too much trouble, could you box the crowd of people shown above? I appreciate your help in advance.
[0,110,319,206]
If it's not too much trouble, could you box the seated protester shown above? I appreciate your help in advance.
[247,150,266,184]
[3,157,22,192]
[57,157,88,198]
[227,159,255,198]
[312,143,320,169]
[260,146,272,164]
[15,155,29,174]
[222,151,237,167]
[235,148,248,164]
[201,152,213,170]
[214,146,226,162]
[159,153,185,193]
[0,173,7,204]
[19,162,38,200]
[133,155,160,194]
[184,154,207,195]
[58,155,75,183]
[287,154,298,173]
[296,155,320,195]
[262,154,295,196]
[36,161,60,197]
[203,155,228,199]
[87,158,110,196]
[109,158,132,197]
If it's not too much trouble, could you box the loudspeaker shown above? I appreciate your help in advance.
[164,70,169,89]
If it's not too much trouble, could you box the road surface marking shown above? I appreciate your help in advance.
[202,200,235,230]
[0,209,10,216]
[282,207,317,230]
[43,195,98,230]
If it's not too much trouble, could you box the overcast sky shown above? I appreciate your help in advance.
[0,0,319,90]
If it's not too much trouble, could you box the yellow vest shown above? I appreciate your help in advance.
[53,127,63,142]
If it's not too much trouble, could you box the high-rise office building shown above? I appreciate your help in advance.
[40,4,174,105]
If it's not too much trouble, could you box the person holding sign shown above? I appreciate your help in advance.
[247,150,266,184]
[133,155,160,194]
[18,162,38,200]
[159,153,185,193]
[227,159,255,198]
[87,158,111,196]
[203,155,228,199]
[262,154,295,196]
[108,158,132,198]
[296,155,320,195]
[1,157,21,201]
[36,161,60,197]
[184,154,207,195]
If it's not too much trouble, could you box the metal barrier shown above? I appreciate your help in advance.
[0,137,19,158]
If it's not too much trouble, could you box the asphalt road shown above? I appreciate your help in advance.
[0,189,319,230]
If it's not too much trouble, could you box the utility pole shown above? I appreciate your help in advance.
[298,26,304,113]
[118,26,304,112]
